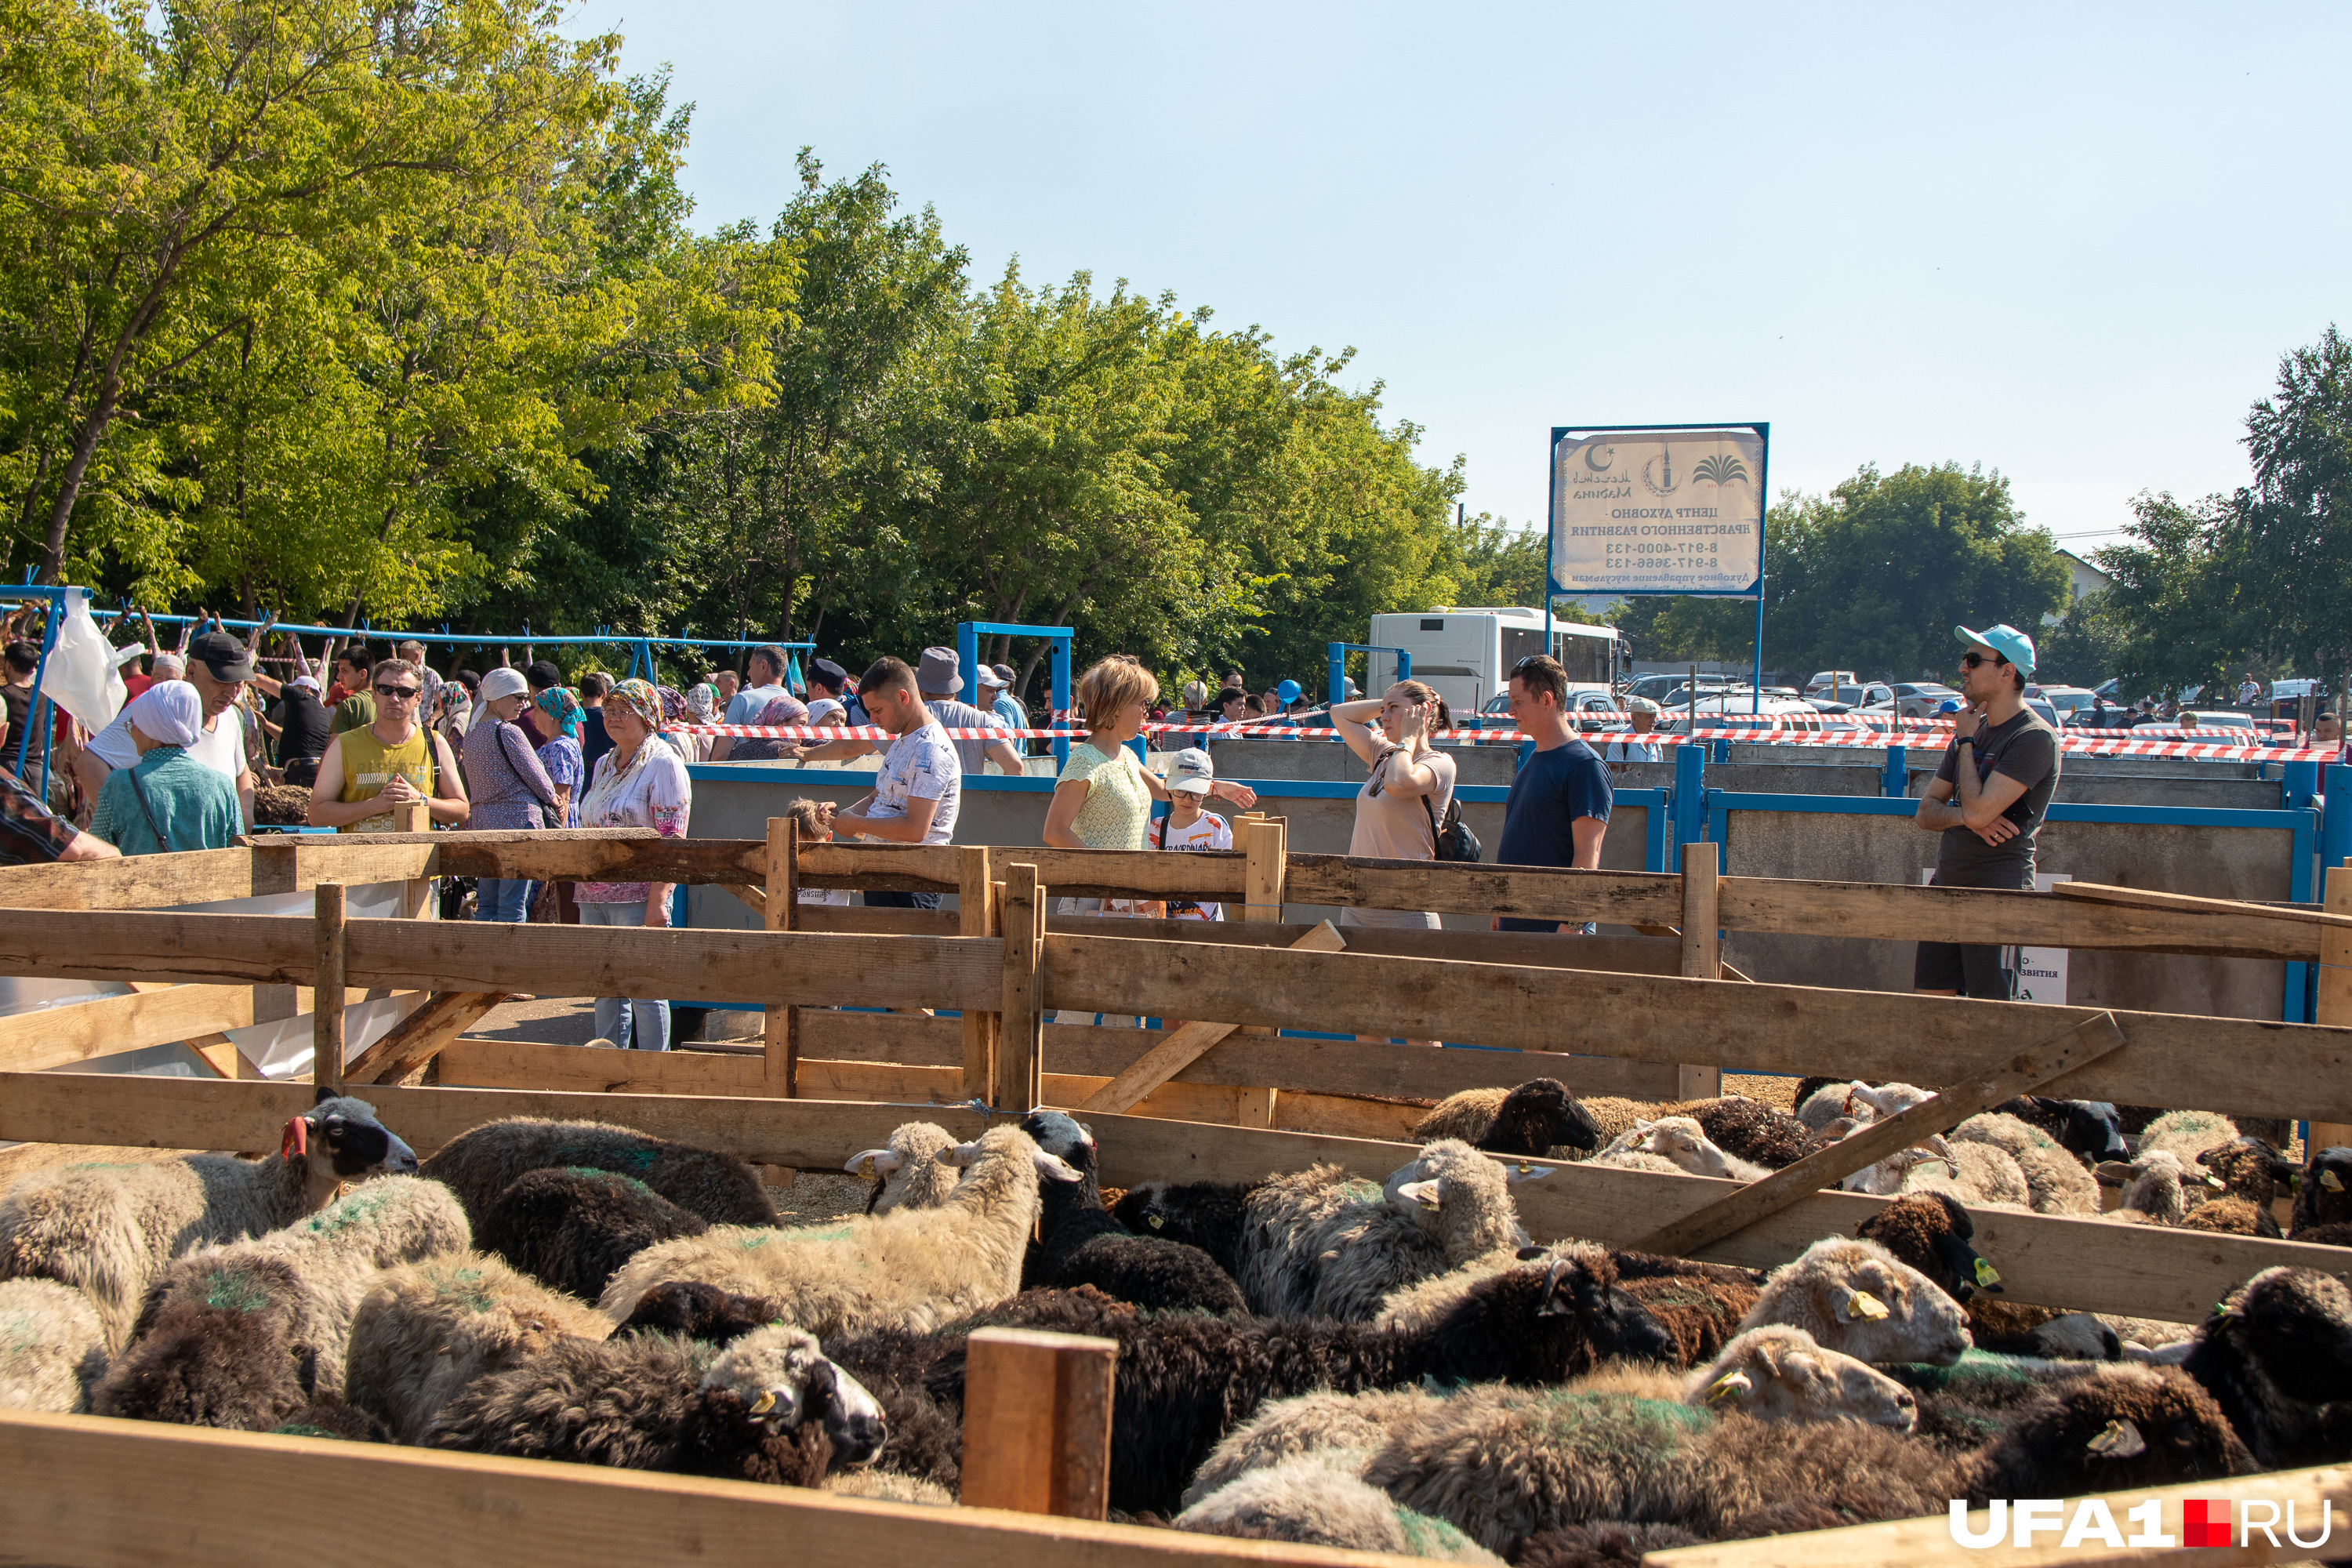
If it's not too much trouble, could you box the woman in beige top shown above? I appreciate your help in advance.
[1330,679,1457,932]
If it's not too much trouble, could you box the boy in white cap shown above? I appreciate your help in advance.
[1912,622,2061,999]
[1152,747,1230,920]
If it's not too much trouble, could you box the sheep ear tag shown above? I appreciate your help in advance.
[2087,1418,2146,1459]
[1835,1289,1889,1323]
[280,1117,309,1163]
[749,1391,776,1416]
[1398,1180,1442,1211]
[2324,1169,2345,1193]
[1705,1372,1751,1406]
[1973,1258,2002,1290]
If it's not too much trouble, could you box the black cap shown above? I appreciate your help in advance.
[187,630,256,682]
[809,657,850,692]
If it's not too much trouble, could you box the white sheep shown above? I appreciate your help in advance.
[845,1121,964,1214]
[1675,1324,1917,1429]
[1796,1080,1872,1131]
[1849,1082,1934,1120]
[2098,1149,2222,1225]
[1738,1236,1972,1365]
[0,1278,107,1413]
[1953,1112,2102,1215]
[0,1091,418,1348]
[1599,1117,1768,1181]
[2137,1109,2241,1167]
[599,1123,1079,1338]
[1176,1457,1506,1563]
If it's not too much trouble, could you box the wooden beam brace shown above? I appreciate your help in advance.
[1632,1011,2127,1257]
[2312,861,2352,1153]
[996,863,1044,1112]
[1081,921,1345,1114]
[761,818,797,1097]
[958,1328,1117,1519]
[959,847,998,1101]
[343,991,509,1086]
[719,883,765,916]
[314,884,346,1094]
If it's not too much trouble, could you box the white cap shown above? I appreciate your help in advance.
[1167,747,1214,793]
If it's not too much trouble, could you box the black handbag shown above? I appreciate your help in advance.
[1421,789,1482,863]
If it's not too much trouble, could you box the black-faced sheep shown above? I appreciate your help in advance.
[2292,1146,2352,1237]
[846,1122,964,1215]
[2180,1265,2352,1469]
[1174,1458,1505,1562]
[344,1251,612,1443]
[91,1174,470,1427]
[599,1124,1080,1338]
[2196,1137,2298,1234]
[1994,1095,2129,1167]
[615,1279,780,1345]
[425,1322,887,1485]
[0,1090,417,1348]
[1109,1178,1258,1277]
[477,1167,709,1301]
[1409,1079,1602,1158]
[0,1276,107,1412]
[1015,1111,1245,1314]
[1737,1236,1971,1365]
[418,1116,776,1230]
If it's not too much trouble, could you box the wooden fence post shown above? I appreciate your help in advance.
[314,882,346,1094]
[960,846,999,1101]
[958,1327,1116,1519]
[1238,817,1287,1037]
[1678,841,1722,1101]
[2311,860,2352,1153]
[763,817,797,1098]
[996,863,1044,1112]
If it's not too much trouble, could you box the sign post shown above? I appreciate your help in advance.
[1546,423,1769,709]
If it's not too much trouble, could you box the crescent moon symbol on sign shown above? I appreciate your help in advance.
[1584,445,1614,473]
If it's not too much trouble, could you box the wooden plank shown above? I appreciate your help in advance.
[1648,1461,2352,1568]
[332,829,760,887]
[1677,843,1722,1102]
[1243,818,1287,924]
[2052,876,2352,927]
[2313,862,2352,1152]
[997,865,1044,1112]
[0,840,430,914]
[0,1409,1408,1568]
[761,818,796,1098]
[314,884,346,1094]
[960,847,999,1101]
[800,841,1247,899]
[1717,874,2325,961]
[0,912,318,986]
[1041,934,2352,1124]
[1284,853,1684,927]
[960,1329,1116,1519]
[1633,1011,2128,1257]
[1081,921,1346,1114]
[344,992,510,1087]
[718,884,765,916]
[0,985,257,1074]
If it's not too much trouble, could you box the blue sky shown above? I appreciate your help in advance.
[564,2,2350,554]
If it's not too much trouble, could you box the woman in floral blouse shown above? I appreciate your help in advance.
[573,677,691,1051]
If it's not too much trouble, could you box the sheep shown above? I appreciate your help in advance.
[1015,1111,1245,1314]
[1795,1080,1874,1132]
[1994,1095,2129,1167]
[2195,1137,2298,1234]
[1900,1139,2034,1210]
[419,1117,776,1231]
[1182,1387,1439,1505]
[599,1124,1080,1339]
[2292,1146,2352,1237]
[91,1174,470,1427]
[1108,1178,1258,1277]
[344,1251,612,1443]
[1857,1192,2120,1361]
[1611,1258,1762,1367]
[844,1122,964,1215]
[1680,1098,1817,1170]
[269,1402,390,1443]
[2099,1149,2223,1225]
[1848,1082,1933,1120]
[0,1090,417,1348]
[425,1322,887,1485]
[1951,1112,2102,1215]
[1598,1118,1768,1182]
[2179,1196,2267,1236]
[477,1167,708,1301]
[0,1277,107,1413]
[1738,1236,1970,1365]
[2180,1265,2352,1469]
[1591,1149,1693,1178]
[2136,1109,2240,1167]
[1174,1458,1505,1563]
[1570,1096,1661,1151]
[1409,1079,1602,1158]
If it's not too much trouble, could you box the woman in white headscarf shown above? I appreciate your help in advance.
[86,681,242,855]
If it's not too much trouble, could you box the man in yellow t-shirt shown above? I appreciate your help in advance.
[307,659,471,833]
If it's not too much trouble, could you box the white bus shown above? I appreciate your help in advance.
[1365,608,1621,716]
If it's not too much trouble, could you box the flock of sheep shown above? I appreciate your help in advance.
[2,1076,2349,1565]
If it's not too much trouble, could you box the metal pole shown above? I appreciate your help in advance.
[1751,423,1770,715]
[1543,431,1559,661]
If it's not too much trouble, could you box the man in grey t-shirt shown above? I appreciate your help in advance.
[1912,622,2061,998]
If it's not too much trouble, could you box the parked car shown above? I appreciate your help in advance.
[1475,684,1616,736]
[1809,681,1893,708]
[1628,672,1739,704]
[1889,681,1960,718]
[2176,710,2256,731]
[2025,697,2060,729]
[2029,684,2099,723]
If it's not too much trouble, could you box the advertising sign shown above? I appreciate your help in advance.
[1548,425,1766,597]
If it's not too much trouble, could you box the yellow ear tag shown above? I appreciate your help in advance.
[1973,1258,2002,1288]
[2324,1169,2345,1192]
[1705,1374,1745,1406]
[2086,1418,2145,1458]
[1147,1214,1164,1229]
[750,1391,776,1415]
[1846,1289,1889,1321]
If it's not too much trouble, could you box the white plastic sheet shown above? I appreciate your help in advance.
[33,587,127,734]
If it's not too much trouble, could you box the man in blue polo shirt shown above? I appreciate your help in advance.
[1493,654,1611,932]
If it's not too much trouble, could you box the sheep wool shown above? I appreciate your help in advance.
[419,1117,777,1230]
[345,1251,612,1443]
[1738,1236,1971,1366]
[1951,1112,2102,1215]
[0,1091,418,1348]
[847,1122,964,1215]
[478,1167,709,1301]
[1017,1111,1245,1314]
[1182,1387,1437,1507]
[599,1124,1076,1339]
[1410,1079,1601,1159]
[1109,1179,1258,1277]
[1602,1118,1768,1183]
[0,1276,107,1413]
[2294,1148,2352,1237]
[2181,1265,2352,1470]
[1904,1140,2034,1210]
[1175,1458,1505,1563]
[2138,1109,2240,1167]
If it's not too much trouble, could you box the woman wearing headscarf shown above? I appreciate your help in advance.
[530,683,586,827]
[87,682,242,855]
[673,683,719,764]
[461,666,560,923]
[573,677,691,1051]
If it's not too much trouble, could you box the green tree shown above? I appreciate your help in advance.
[1446,514,1547,608]
[2238,325,2352,693]
[2093,492,2259,700]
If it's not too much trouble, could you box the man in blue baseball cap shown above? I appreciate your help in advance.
[1911,622,2062,998]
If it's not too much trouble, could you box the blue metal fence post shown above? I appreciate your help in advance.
[1672,740,1707,857]
[956,622,981,698]
[2324,764,2352,874]
[1882,743,1907,798]
[1327,645,1345,709]
[2286,759,2321,814]
[1051,634,1073,770]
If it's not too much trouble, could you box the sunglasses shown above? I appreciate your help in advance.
[1958,652,2008,670]
[374,684,421,699]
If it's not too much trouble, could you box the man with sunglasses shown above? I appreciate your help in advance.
[1913,623,2060,998]
[307,659,470,833]
[1491,653,1612,933]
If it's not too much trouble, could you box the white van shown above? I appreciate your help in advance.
[1366,608,1619,716]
